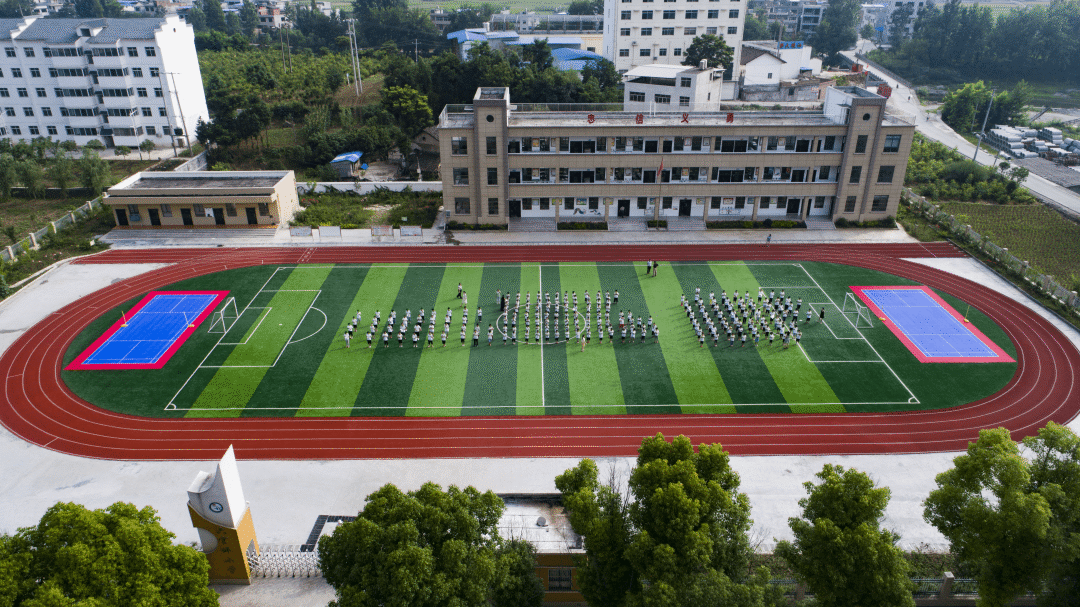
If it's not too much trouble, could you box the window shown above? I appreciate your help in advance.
[193,203,205,216]
[487,198,498,215]
[92,48,120,57]
[674,48,682,56]
[158,107,167,116]
[454,197,470,214]
[629,91,645,102]
[132,67,143,77]
[710,197,722,209]
[154,88,163,97]
[784,136,796,151]
[0,89,7,98]
[849,166,862,184]
[871,195,889,212]
[883,134,901,153]
[654,94,670,104]
[706,26,717,34]
[658,48,667,56]
[160,204,172,217]
[855,134,868,153]
[728,26,739,34]
[144,47,156,57]
[139,107,151,117]
[662,27,674,34]
[817,165,831,181]
[3,107,13,117]
[47,126,57,135]
[642,10,652,18]
[712,168,744,182]
[35,88,45,97]
[640,48,651,56]
[637,197,648,209]
[619,49,630,57]
[23,47,32,57]
[451,136,468,155]
[759,196,771,209]
[487,167,498,185]
[663,9,676,18]
[10,68,20,78]
[795,138,811,152]
[41,107,51,116]
[521,198,532,210]
[225,203,238,217]
[716,137,747,153]
[150,67,160,77]
[146,126,156,135]
[28,126,38,135]
[3,47,13,57]
[486,136,497,155]
[621,10,631,18]
[22,107,33,116]
[729,9,739,17]
[16,88,26,98]
[662,197,672,209]
[257,203,270,216]
[877,165,895,183]
[708,9,718,17]
[29,68,40,77]
[844,196,857,213]
[684,27,696,35]
[685,9,697,18]
[620,27,631,35]
[679,96,690,107]
[453,168,469,185]
[10,126,19,135]
[137,88,148,97]
[813,196,827,208]
[641,27,652,35]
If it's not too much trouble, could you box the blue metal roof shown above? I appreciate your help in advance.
[551,47,608,71]
[446,28,487,43]
[331,151,363,164]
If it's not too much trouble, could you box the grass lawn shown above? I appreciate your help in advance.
[940,202,1080,285]
[0,196,96,238]
[62,261,1017,419]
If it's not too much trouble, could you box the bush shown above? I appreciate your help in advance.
[646,220,667,228]
[835,216,896,228]
[706,219,805,229]
[446,221,508,231]
[558,221,608,230]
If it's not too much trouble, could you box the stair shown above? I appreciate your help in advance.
[607,218,647,232]
[666,216,706,231]
[508,217,557,233]
[804,217,837,230]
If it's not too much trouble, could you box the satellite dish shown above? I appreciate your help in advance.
[536,516,549,527]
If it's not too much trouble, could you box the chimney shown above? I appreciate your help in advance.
[700,59,708,70]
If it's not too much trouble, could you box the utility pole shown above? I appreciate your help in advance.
[279,27,286,72]
[972,89,994,163]
[414,39,419,62]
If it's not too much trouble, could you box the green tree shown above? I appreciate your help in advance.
[556,434,784,607]
[114,145,131,159]
[240,0,259,36]
[318,482,539,607]
[776,465,914,607]
[74,0,103,18]
[380,85,433,139]
[50,155,74,198]
[810,0,860,63]
[83,139,105,152]
[201,0,227,32]
[1023,423,1080,607]
[567,0,602,15]
[16,159,44,199]
[0,0,33,18]
[744,10,771,41]
[0,153,17,200]
[491,540,545,607]
[681,34,734,69]
[888,4,914,43]
[0,502,218,607]
[79,150,112,195]
[860,22,875,41]
[925,428,1052,607]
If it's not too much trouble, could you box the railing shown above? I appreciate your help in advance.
[247,544,322,578]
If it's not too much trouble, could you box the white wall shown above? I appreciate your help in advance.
[157,14,208,146]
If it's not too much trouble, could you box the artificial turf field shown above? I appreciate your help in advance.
[61,261,1017,419]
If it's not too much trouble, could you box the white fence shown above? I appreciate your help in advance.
[297,181,443,195]
[247,545,322,578]
[1,197,102,264]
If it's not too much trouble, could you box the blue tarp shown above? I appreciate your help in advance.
[331,151,363,164]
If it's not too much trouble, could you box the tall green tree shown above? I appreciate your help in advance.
[16,159,44,199]
[239,0,259,37]
[0,153,17,200]
[318,482,541,607]
[50,154,74,197]
[681,34,734,69]
[744,10,771,41]
[201,0,227,32]
[380,85,433,139]
[74,0,103,18]
[0,502,217,607]
[1024,423,1080,607]
[888,4,914,44]
[0,0,33,18]
[776,465,914,607]
[925,428,1052,607]
[556,434,785,607]
[567,0,602,15]
[78,150,112,195]
[810,0,860,63]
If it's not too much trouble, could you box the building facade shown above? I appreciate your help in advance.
[622,63,725,113]
[438,86,913,225]
[0,15,207,148]
[602,0,745,85]
[105,171,300,229]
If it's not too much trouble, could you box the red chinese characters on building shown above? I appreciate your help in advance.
[587,114,595,124]
[681,113,689,123]
[635,113,644,124]
[726,113,734,123]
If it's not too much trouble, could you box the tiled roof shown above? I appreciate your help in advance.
[15,17,165,44]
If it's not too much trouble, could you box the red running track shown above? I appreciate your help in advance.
[1,244,1077,461]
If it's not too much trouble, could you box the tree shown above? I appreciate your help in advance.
[140,139,157,155]
[925,428,1052,607]
[0,502,218,607]
[50,155,74,197]
[860,22,875,41]
[79,150,113,195]
[810,0,861,63]
[567,0,602,15]
[491,540,545,607]
[681,34,734,69]
[16,159,44,199]
[888,4,914,44]
[240,0,259,37]
[556,434,785,607]
[74,0,103,18]
[776,465,914,607]
[744,10,771,41]
[380,85,433,139]
[114,145,131,159]
[1023,423,1080,607]
[83,139,105,152]
[0,154,16,200]
[318,482,540,607]
[0,0,33,19]
[201,0,227,32]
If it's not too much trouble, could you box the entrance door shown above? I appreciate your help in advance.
[115,208,128,226]
[103,136,114,148]
[786,197,801,214]
[212,208,225,225]
[678,198,692,216]
[180,208,194,226]
[617,199,630,217]
[509,200,521,217]
[245,207,258,225]
[148,207,160,226]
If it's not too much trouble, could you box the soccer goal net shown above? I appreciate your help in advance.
[208,297,239,334]
[841,292,873,329]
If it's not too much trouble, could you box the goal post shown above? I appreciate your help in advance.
[208,297,239,334]
[841,292,873,329]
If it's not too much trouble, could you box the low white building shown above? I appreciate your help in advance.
[739,40,827,101]
[622,62,724,113]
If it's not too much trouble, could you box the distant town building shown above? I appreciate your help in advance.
[622,62,725,113]
[739,40,829,101]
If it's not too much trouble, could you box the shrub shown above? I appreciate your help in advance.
[558,221,608,230]
[835,216,896,229]
[706,219,805,229]
[646,220,667,228]
[446,221,508,231]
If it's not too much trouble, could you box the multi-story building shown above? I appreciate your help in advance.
[0,15,207,149]
[762,0,827,36]
[602,0,746,94]
[438,86,913,226]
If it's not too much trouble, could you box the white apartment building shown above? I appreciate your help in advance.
[622,62,725,112]
[0,14,208,149]
[602,0,745,97]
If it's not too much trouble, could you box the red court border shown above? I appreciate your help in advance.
[66,290,228,371]
[1,243,1078,461]
[851,285,1015,364]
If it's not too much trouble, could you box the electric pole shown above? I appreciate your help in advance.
[972,89,994,163]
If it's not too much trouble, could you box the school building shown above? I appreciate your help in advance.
[105,170,300,228]
[437,86,915,228]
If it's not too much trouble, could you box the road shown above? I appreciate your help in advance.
[840,50,1080,216]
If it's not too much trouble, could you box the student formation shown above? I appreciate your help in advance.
[685,286,823,349]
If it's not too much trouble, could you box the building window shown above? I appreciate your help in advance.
[23,47,33,57]
[640,48,651,56]
[144,47,156,57]
[621,27,630,35]
[641,27,652,35]
[160,204,172,217]
[453,168,469,185]
[855,134,868,153]
[684,26,696,35]
[487,167,498,185]
[154,88,163,97]
[728,26,738,34]
[225,203,238,217]
[662,27,675,35]
[487,198,498,215]
[451,136,468,155]
[619,49,630,57]
[29,68,39,77]
[871,195,889,212]
[679,96,690,106]
[637,197,648,209]
[641,10,652,18]
[46,125,57,135]
[35,88,45,97]
[193,203,205,216]
[138,107,151,117]
[22,107,33,116]
[658,48,667,56]
[883,134,901,153]
[258,203,270,216]
[10,126,19,135]
[708,9,719,17]
[10,68,20,78]
[849,166,862,184]
[629,91,645,102]
[654,94,670,104]
[685,9,697,18]
[485,136,497,155]
[137,88,148,97]
[28,126,38,135]
[621,10,631,19]
[16,88,27,98]
[877,165,895,183]
[3,47,13,57]
[729,8,739,17]
[150,67,160,77]
[844,196,857,213]
[146,126,156,135]
[663,10,676,18]
[132,67,143,77]
[706,26,717,34]
[673,48,682,56]
[814,196,827,208]
[159,107,167,116]
[662,197,672,209]
[0,89,6,98]
[4,107,13,117]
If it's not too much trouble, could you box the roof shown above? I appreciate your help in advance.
[551,46,607,71]
[623,64,699,79]
[740,42,786,65]
[506,36,581,46]
[446,28,487,43]
[330,151,363,164]
[0,18,23,39]
[16,17,167,44]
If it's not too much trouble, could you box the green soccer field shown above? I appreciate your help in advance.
[61,261,1017,418]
